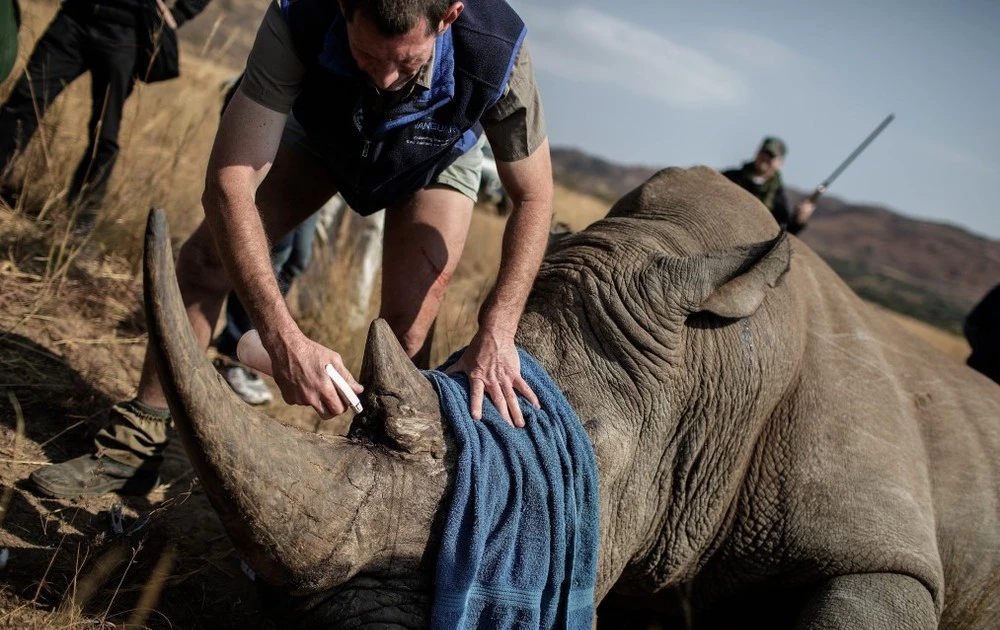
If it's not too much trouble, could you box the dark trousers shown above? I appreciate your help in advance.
[215,212,321,360]
[0,8,137,216]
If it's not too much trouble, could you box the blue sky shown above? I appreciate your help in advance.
[511,0,1000,239]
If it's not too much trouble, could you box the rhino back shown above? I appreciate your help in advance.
[740,241,1000,624]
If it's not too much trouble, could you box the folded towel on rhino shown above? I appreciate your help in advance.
[426,348,600,629]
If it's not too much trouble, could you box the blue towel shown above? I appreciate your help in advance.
[424,348,600,630]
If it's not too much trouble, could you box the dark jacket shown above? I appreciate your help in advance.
[723,162,805,235]
[281,0,526,215]
[964,283,1000,384]
[61,0,209,84]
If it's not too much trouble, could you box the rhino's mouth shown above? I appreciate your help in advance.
[258,573,431,630]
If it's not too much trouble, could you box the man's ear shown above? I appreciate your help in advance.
[438,2,463,33]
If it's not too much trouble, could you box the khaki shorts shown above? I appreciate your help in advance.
[282,114,485,204]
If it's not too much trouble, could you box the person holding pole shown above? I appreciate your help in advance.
[723,115,895,235]
[722,136,814,235]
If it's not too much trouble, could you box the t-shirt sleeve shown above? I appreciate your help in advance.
[481,41,547,163]
[239,1,306,113]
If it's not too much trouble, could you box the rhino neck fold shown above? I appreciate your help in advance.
[143,209,378,589]
[518,295,751,593]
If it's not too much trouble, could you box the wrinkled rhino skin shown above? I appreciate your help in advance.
[145,166,1000,629]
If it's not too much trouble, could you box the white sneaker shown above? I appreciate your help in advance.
[215,360,274,405]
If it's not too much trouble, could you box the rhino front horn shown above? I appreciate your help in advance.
[358,319,447,457]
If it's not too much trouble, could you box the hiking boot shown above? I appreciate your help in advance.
[30,454,160,499]
[215,358,273,405]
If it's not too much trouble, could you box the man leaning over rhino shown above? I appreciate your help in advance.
[30,0,554,499]
[143,164,1000,628]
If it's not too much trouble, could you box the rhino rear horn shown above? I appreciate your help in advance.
[359,319,446,458]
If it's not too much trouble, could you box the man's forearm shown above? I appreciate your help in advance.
[202,171,298,349]
[479,197,552,338]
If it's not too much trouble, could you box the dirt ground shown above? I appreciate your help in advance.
[0,263,260,628]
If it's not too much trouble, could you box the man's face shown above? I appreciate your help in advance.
[345,13,436,91]
[343,3,464,92]
[753,149,784,179]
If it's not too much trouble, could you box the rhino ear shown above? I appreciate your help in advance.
[357,319,447,458]
[662,231,791,320]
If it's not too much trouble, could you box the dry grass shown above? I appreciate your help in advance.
[0,4,278,628]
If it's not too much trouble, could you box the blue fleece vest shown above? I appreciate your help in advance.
[280,0,526,215]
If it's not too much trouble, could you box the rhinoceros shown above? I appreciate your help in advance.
[143,166,1000,629]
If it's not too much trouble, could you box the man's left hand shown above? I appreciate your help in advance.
[445,328,540,427]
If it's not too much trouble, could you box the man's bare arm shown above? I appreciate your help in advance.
[446,138,553,426]
[482,137,553,344]
[202,89,361,417]
[201,88,293,347]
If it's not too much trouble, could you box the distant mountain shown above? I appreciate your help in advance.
[550,147,1000,334]
[550,148,660,203]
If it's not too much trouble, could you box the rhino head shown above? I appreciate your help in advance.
[143,166,800,627]
[143,209,451,627]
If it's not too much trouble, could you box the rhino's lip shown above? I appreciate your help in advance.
[276,572,432,629]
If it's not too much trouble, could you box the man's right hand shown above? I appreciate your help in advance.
[794,199,816,225]
[265,330,364,418]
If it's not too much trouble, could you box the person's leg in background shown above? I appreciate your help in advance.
[276,210,320,290]
[66,17,136,233]
[213,293,274,404]
[342,210,384,329]
[315,194,385,330]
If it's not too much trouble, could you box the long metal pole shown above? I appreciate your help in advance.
[809,113,895,202]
